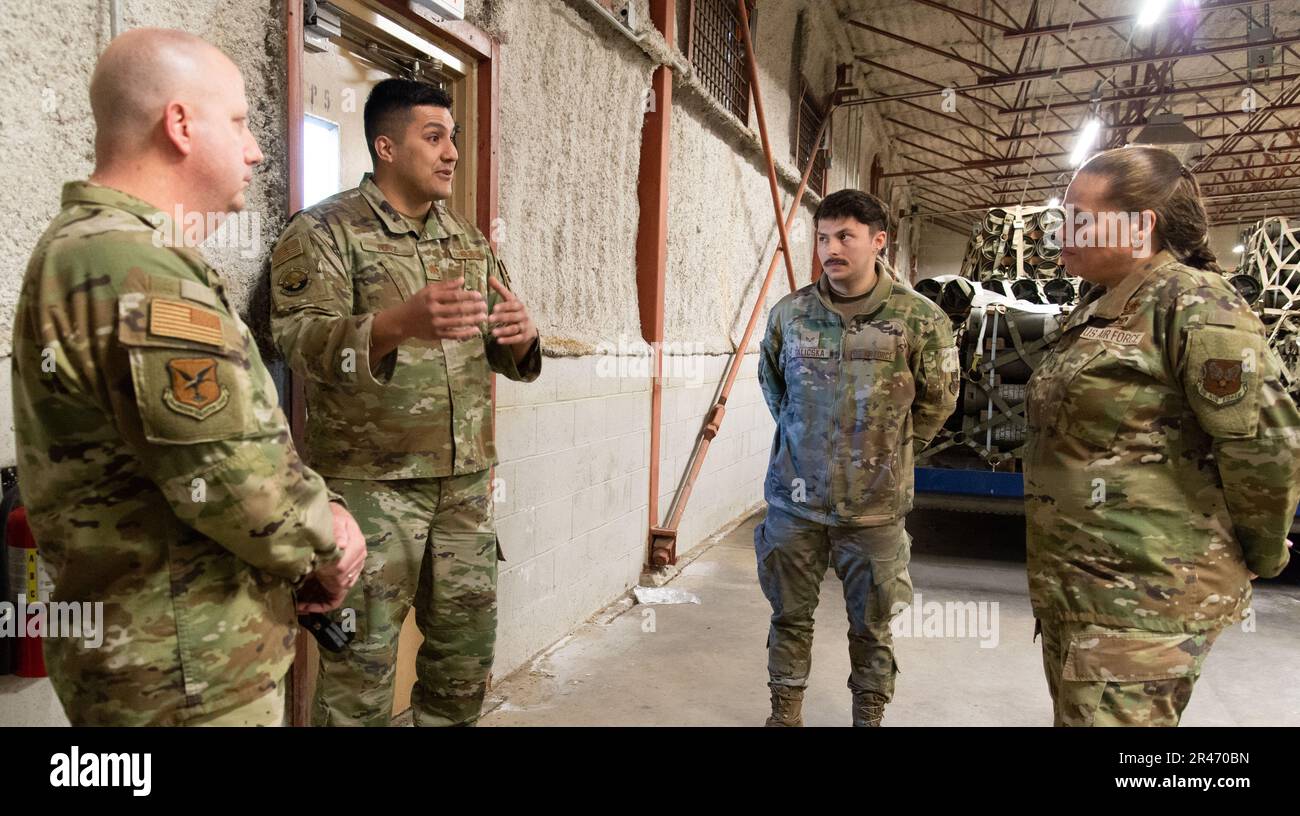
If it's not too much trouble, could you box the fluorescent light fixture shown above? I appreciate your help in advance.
[1233,245,1245,253]
[1070,118,1102,167]
[1133,112,1203,146]
[1048,197,1060,207]
[1135,0,1170,27]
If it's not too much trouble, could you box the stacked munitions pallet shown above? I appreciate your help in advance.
[914,205,1081,473]
[1229,216,1300,398]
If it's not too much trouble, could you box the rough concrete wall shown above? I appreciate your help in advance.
[489,0,652,355]
[0,0,290,463]
[664,97,816,355]
[915,221,973,280]
[663,0,876,356]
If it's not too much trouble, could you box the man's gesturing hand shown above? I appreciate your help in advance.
[488,276,537,346]
[404,277,487,342]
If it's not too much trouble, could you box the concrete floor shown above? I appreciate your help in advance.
[481,508,1300,727]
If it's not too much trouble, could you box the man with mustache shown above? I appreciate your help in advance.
[756,189,959,726]
[270,79,541,726]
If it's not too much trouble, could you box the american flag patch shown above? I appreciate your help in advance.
[149,298,225,347]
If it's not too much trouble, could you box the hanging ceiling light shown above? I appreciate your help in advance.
[1070,118,1102,167]
[1135,0,1171,28]
[1132,112,1205,161]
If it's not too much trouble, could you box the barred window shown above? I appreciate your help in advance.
[796,85,828,195]
[686,0,755,122]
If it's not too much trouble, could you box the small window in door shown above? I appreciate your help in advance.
[303,114,342,208]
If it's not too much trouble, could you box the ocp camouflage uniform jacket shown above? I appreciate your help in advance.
[269,174,541,480]
[11,182,339,725]
[1024,250,1300,633]
[758,259,960,527]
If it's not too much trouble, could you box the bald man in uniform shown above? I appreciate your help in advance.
[10,28,366,726]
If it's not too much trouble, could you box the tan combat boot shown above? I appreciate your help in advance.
[765,686,804,727]
[852,691,887,727]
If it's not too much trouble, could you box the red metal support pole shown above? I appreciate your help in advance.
[638,0,675,567]
[738,0,798,293]
[648,101,835,565]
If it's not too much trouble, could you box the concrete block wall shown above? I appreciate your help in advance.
[489,350,770,677]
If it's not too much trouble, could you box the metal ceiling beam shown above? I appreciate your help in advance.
[1205,186,1300,202]
[854,56,1005,114]
[994,102,1300,143]
[883,116,1003,160]
[905,0,1015,34]
[895,97,1007,140]
[1002,0,1270,41]
[957,157,1300,185]
[882,157,1028,179]
[977,32,1300,85]
[998,73,1300,116]
[1208,192,1300,208]
[848,20,1003,76]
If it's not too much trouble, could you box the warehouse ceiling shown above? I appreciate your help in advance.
[836,0,1300,233]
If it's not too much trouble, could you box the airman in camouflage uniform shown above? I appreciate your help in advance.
[271,80,541,727]
[1024,248,1300,726]
[8,30,366,727]
[11,187,347,725]
[757,190,959,727]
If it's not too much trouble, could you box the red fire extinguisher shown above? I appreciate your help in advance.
[6,505,47,678]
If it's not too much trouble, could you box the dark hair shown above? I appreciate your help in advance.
[363,79,453,164]
[814,189,889,234]
[1076,146,1222,273]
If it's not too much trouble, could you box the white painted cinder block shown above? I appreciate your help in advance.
[533,400,576,455]
[492,353,772,682]
[495,405,538,461]
[571,397,607,447]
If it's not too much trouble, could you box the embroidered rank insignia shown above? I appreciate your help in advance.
[1198,358,1246,406]
[163,357,229,419]
[150,299,224,347]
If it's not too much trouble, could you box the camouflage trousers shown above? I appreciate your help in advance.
[189,681,284,727]
[313,469,499,727]
[1037,619,1221,727]
[754,507,914,698]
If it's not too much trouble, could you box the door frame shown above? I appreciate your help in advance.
[284,0,500,727]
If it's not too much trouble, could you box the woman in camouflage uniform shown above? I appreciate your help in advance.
[1023,146,1299,726]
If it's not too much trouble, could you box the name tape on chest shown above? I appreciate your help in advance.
[1080,326,1144,346]
[793,346,833,359]
[846,348,896,361]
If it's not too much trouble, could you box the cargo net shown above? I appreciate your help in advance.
[961,205,1067,283]
[1228,216,1300,398]
[914,205,1082,471]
